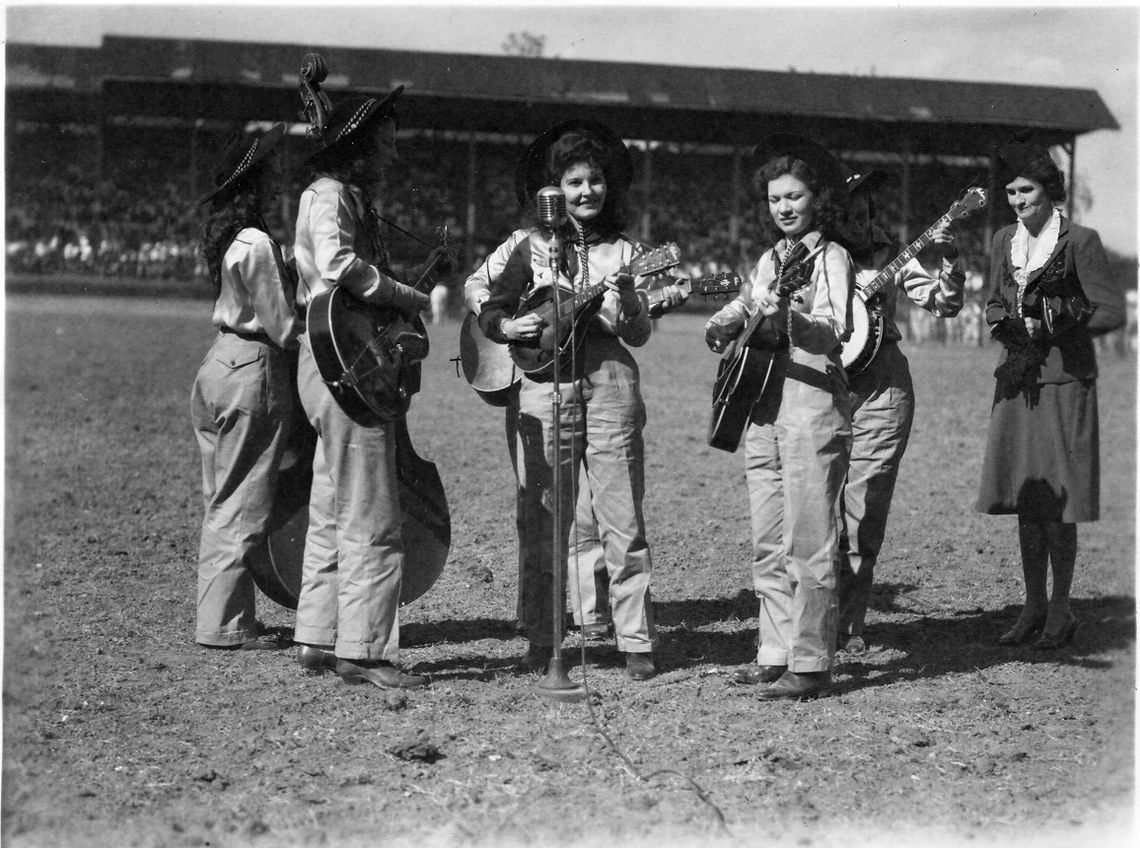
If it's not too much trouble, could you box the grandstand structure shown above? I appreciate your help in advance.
[7,35,1119,276]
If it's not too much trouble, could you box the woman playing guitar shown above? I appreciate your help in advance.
[704,133,855,701]
[291,79,449,691]
[474,120,680,681]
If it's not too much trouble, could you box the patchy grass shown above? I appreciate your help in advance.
[3,294,1134,848]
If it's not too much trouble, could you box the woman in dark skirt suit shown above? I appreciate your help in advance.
[975,142,1124,650]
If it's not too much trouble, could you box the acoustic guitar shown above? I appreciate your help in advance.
[841,187,987,377]
[707,241,825,453]
[458,270,744,405]
[306,286,432,424]
[508,242,682,375]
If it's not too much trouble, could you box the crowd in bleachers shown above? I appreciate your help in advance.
[6,126,1133,356]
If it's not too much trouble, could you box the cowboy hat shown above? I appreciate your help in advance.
[199,122,287,204]
[514,119,633,208]
[841,165,888,196]
[304,86,404,163]
[753,132,846,195]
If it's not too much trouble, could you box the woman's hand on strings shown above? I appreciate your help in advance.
[929,220,959,260]
[756,288,789,322]
[604,273,642,317]
[502,312,546,342]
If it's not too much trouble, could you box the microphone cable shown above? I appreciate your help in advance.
[561,233,731,839]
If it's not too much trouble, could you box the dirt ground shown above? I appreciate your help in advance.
[3,292,1135,848]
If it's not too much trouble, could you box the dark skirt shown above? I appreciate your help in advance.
[975,378,1099,522]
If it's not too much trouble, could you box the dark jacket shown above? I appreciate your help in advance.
[985,216,1124,384]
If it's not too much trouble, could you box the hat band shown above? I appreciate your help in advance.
[335,98,378,143]
[217,138,260,190]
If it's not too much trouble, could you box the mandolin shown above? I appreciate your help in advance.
[459,268,744,405]
[508,242,682,374]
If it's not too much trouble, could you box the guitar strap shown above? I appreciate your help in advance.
[259,216,300,310]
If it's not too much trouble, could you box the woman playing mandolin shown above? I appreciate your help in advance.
[475,120,667,681]
[704,133,854,701]
[290,84,449,691]
[192,123,299,652]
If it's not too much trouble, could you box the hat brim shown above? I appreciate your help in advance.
[199,122,288,205]
[304,85,404,165]
[515,119,632,209]
[845,168,888,196]
[753,132,846,195]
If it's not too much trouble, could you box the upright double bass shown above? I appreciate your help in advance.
[255,53,451,608]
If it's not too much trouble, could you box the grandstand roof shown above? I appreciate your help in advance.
[7,36,1119,156]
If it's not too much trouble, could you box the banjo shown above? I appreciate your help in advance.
[841,187,987,377]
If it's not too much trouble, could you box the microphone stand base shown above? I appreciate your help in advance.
[535,657,588,703]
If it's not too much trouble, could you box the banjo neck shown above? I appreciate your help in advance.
[859,213,952,300]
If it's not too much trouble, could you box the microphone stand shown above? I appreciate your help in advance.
[536,213,588,704]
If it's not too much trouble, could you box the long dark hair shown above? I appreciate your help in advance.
[752,154,845,243]
[200,162,275,300]
[543,130,629,233]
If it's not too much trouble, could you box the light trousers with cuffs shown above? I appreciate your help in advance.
[293,335,402,662]
[192,331,294,646]
[748,355,852,674]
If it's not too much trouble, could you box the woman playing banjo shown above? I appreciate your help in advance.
[834,166,967,654]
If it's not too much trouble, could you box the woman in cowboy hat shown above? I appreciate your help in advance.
[976,142,1123,650]
[191,122,300,651]
[833,165,967,655]
[290,87,448,691]
[471,120,675,681]
[705,132,855,700]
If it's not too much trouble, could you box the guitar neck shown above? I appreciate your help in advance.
[860,214,951,299]
[553,256,675,320]
[554,278,611,321]
[646,278,690,309]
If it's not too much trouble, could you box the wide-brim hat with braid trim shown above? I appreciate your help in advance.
[753,132,847,196]
[198,122,287,205]
[514,119,633,209]
[303,86,404,164]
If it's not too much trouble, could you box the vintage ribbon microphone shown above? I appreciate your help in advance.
[533,186,588,703]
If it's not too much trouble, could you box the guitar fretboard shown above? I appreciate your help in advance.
[554,247,680,321]
[860,214,952,300]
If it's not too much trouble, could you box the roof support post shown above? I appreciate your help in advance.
[730,148,743,244]
[465,134,478,270]
[639,142,653,244]
[1063,138,1076,221]
[984,138,998,281]
[898,133,911,246]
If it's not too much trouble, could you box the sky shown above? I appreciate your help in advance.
[4,1,1138,254]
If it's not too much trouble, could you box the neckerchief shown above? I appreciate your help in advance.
[1010,206,1061,317]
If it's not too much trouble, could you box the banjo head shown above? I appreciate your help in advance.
[841,297,871,369]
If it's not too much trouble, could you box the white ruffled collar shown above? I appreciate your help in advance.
[1010,206,1061,276]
